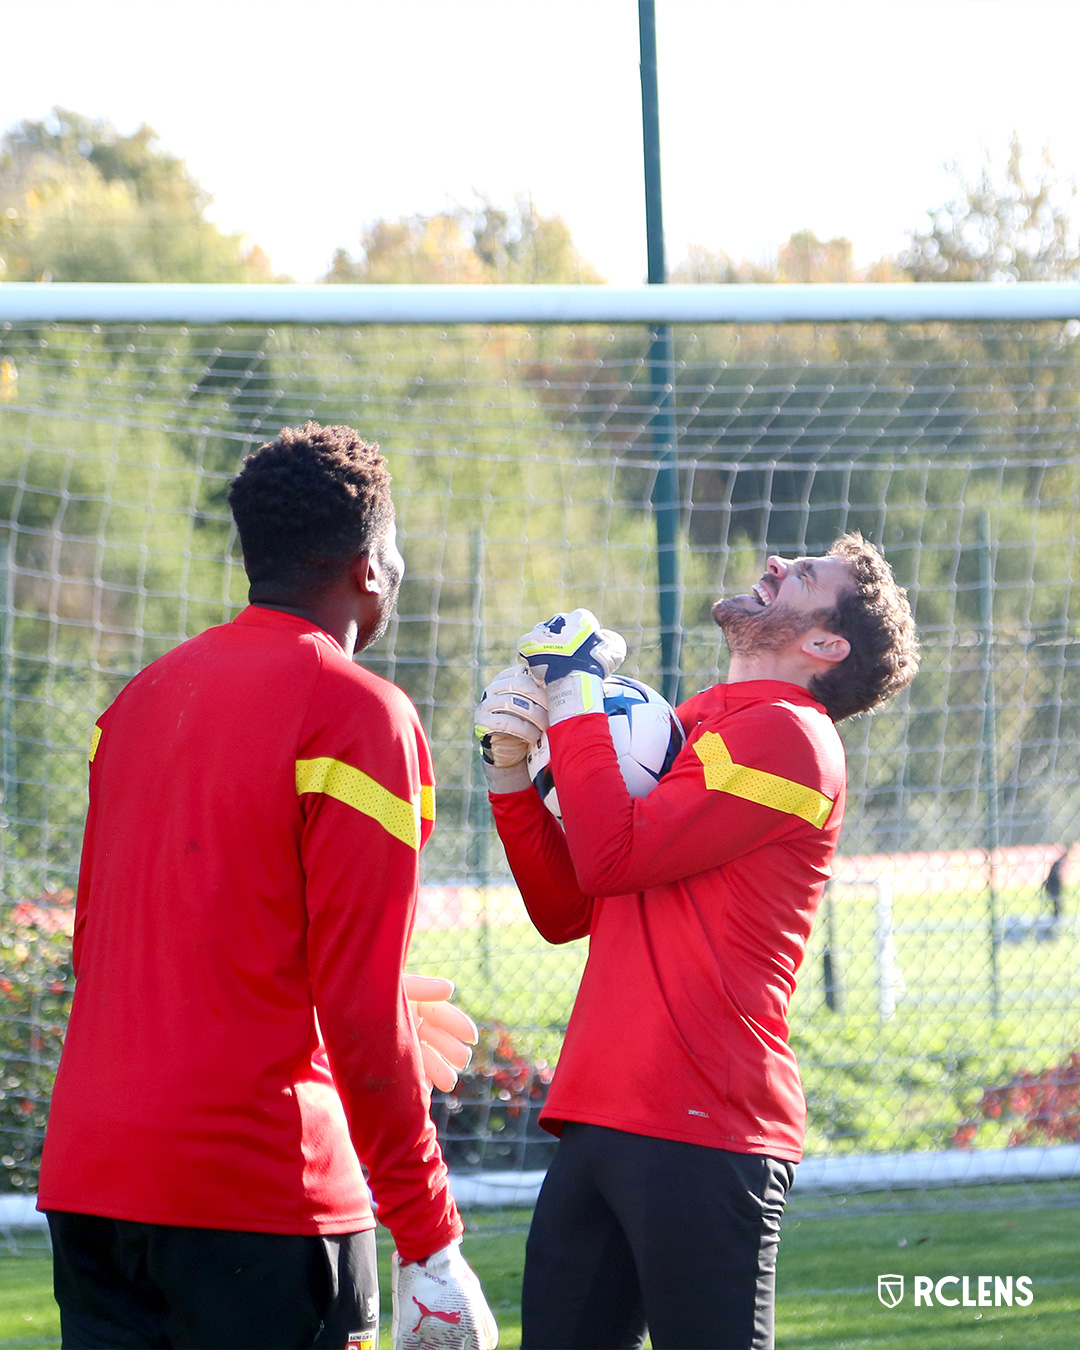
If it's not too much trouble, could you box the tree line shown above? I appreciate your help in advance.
[4,109,1079,288]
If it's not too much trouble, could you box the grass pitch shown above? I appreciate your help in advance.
[3,1191,1078,1349]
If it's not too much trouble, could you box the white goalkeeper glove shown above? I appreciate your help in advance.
[517,609,626,724]
[474,665,547,792]
[475,665,548,766]
[404,975,478,1094]
[391,1240,499,1350]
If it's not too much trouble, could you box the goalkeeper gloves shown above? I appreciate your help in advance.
[403,974,478,1094]
[475,665,548,763]
[391,1240,499,1350]
[517,609,626,724]
[474,665,548,792]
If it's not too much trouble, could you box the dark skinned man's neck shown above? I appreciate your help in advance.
[247,598,357,657]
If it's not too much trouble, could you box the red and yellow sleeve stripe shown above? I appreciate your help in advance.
[296,757,435,849]
[693,731,834,829]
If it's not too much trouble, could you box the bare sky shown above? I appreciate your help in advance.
[2,0,1079,282]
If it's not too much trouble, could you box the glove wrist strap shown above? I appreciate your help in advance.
[548,672,605,724]
[482,759,534,794]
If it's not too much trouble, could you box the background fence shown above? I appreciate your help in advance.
[2,284,1079,1224]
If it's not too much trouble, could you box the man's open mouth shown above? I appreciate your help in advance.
[751,581,775,607]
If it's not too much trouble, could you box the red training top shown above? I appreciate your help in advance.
[38,606,461,1262]
[490,680,846,1162]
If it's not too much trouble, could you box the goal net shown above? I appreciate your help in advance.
[2,285,1079,1222]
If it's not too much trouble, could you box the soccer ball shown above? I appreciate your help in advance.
[527,675,685,823]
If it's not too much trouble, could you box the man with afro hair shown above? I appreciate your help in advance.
[39,424,497,1350]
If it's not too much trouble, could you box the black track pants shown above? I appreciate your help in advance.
[46,1212,379,1350]
[521,1122,794,1350]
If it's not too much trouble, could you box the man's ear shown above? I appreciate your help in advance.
[801,630,850,665]
[350,551,384,596]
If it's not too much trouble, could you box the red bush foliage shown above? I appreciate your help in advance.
[952,1050,1080,1148]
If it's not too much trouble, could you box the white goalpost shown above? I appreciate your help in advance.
[2,281,1080,1216]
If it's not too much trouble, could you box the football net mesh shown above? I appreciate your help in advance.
[1,313,1079,1219]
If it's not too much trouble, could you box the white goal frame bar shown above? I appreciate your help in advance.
[3,281,1080,326]
[4,278,1080,1204]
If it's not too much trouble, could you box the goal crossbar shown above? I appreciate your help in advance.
[3,281,1080,326]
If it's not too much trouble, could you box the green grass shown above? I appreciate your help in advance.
[5,1194,1079,1349]
[776,1199,1080,1348]
[0,1251,57,1350]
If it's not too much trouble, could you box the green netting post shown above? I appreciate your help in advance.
[978,510,1001,1022]
[639,0,682,703]
[822,883,844,1014]
[469,526,492,985]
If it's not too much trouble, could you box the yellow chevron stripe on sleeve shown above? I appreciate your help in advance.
[89,725,102,763]
[693,731,834,829]
[296,757,426,849]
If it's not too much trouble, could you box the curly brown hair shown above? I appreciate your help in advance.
[228,422,393,601]
[808,532,919,722]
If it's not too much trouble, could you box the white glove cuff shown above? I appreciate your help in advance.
[547,672,606,724]
[482,758,534,794]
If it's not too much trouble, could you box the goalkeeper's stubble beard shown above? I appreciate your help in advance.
[713,596,819,658]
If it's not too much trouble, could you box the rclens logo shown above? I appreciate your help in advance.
[878,1274,904,1307]
[877,1275,1034,1308]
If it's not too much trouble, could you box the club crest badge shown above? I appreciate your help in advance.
[878,1274,905,1308]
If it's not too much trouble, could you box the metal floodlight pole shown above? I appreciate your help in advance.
[639,0,666,288]
[638,0,682,703]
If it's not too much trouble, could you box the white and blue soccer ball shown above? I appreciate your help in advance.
[527,675,686,822]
